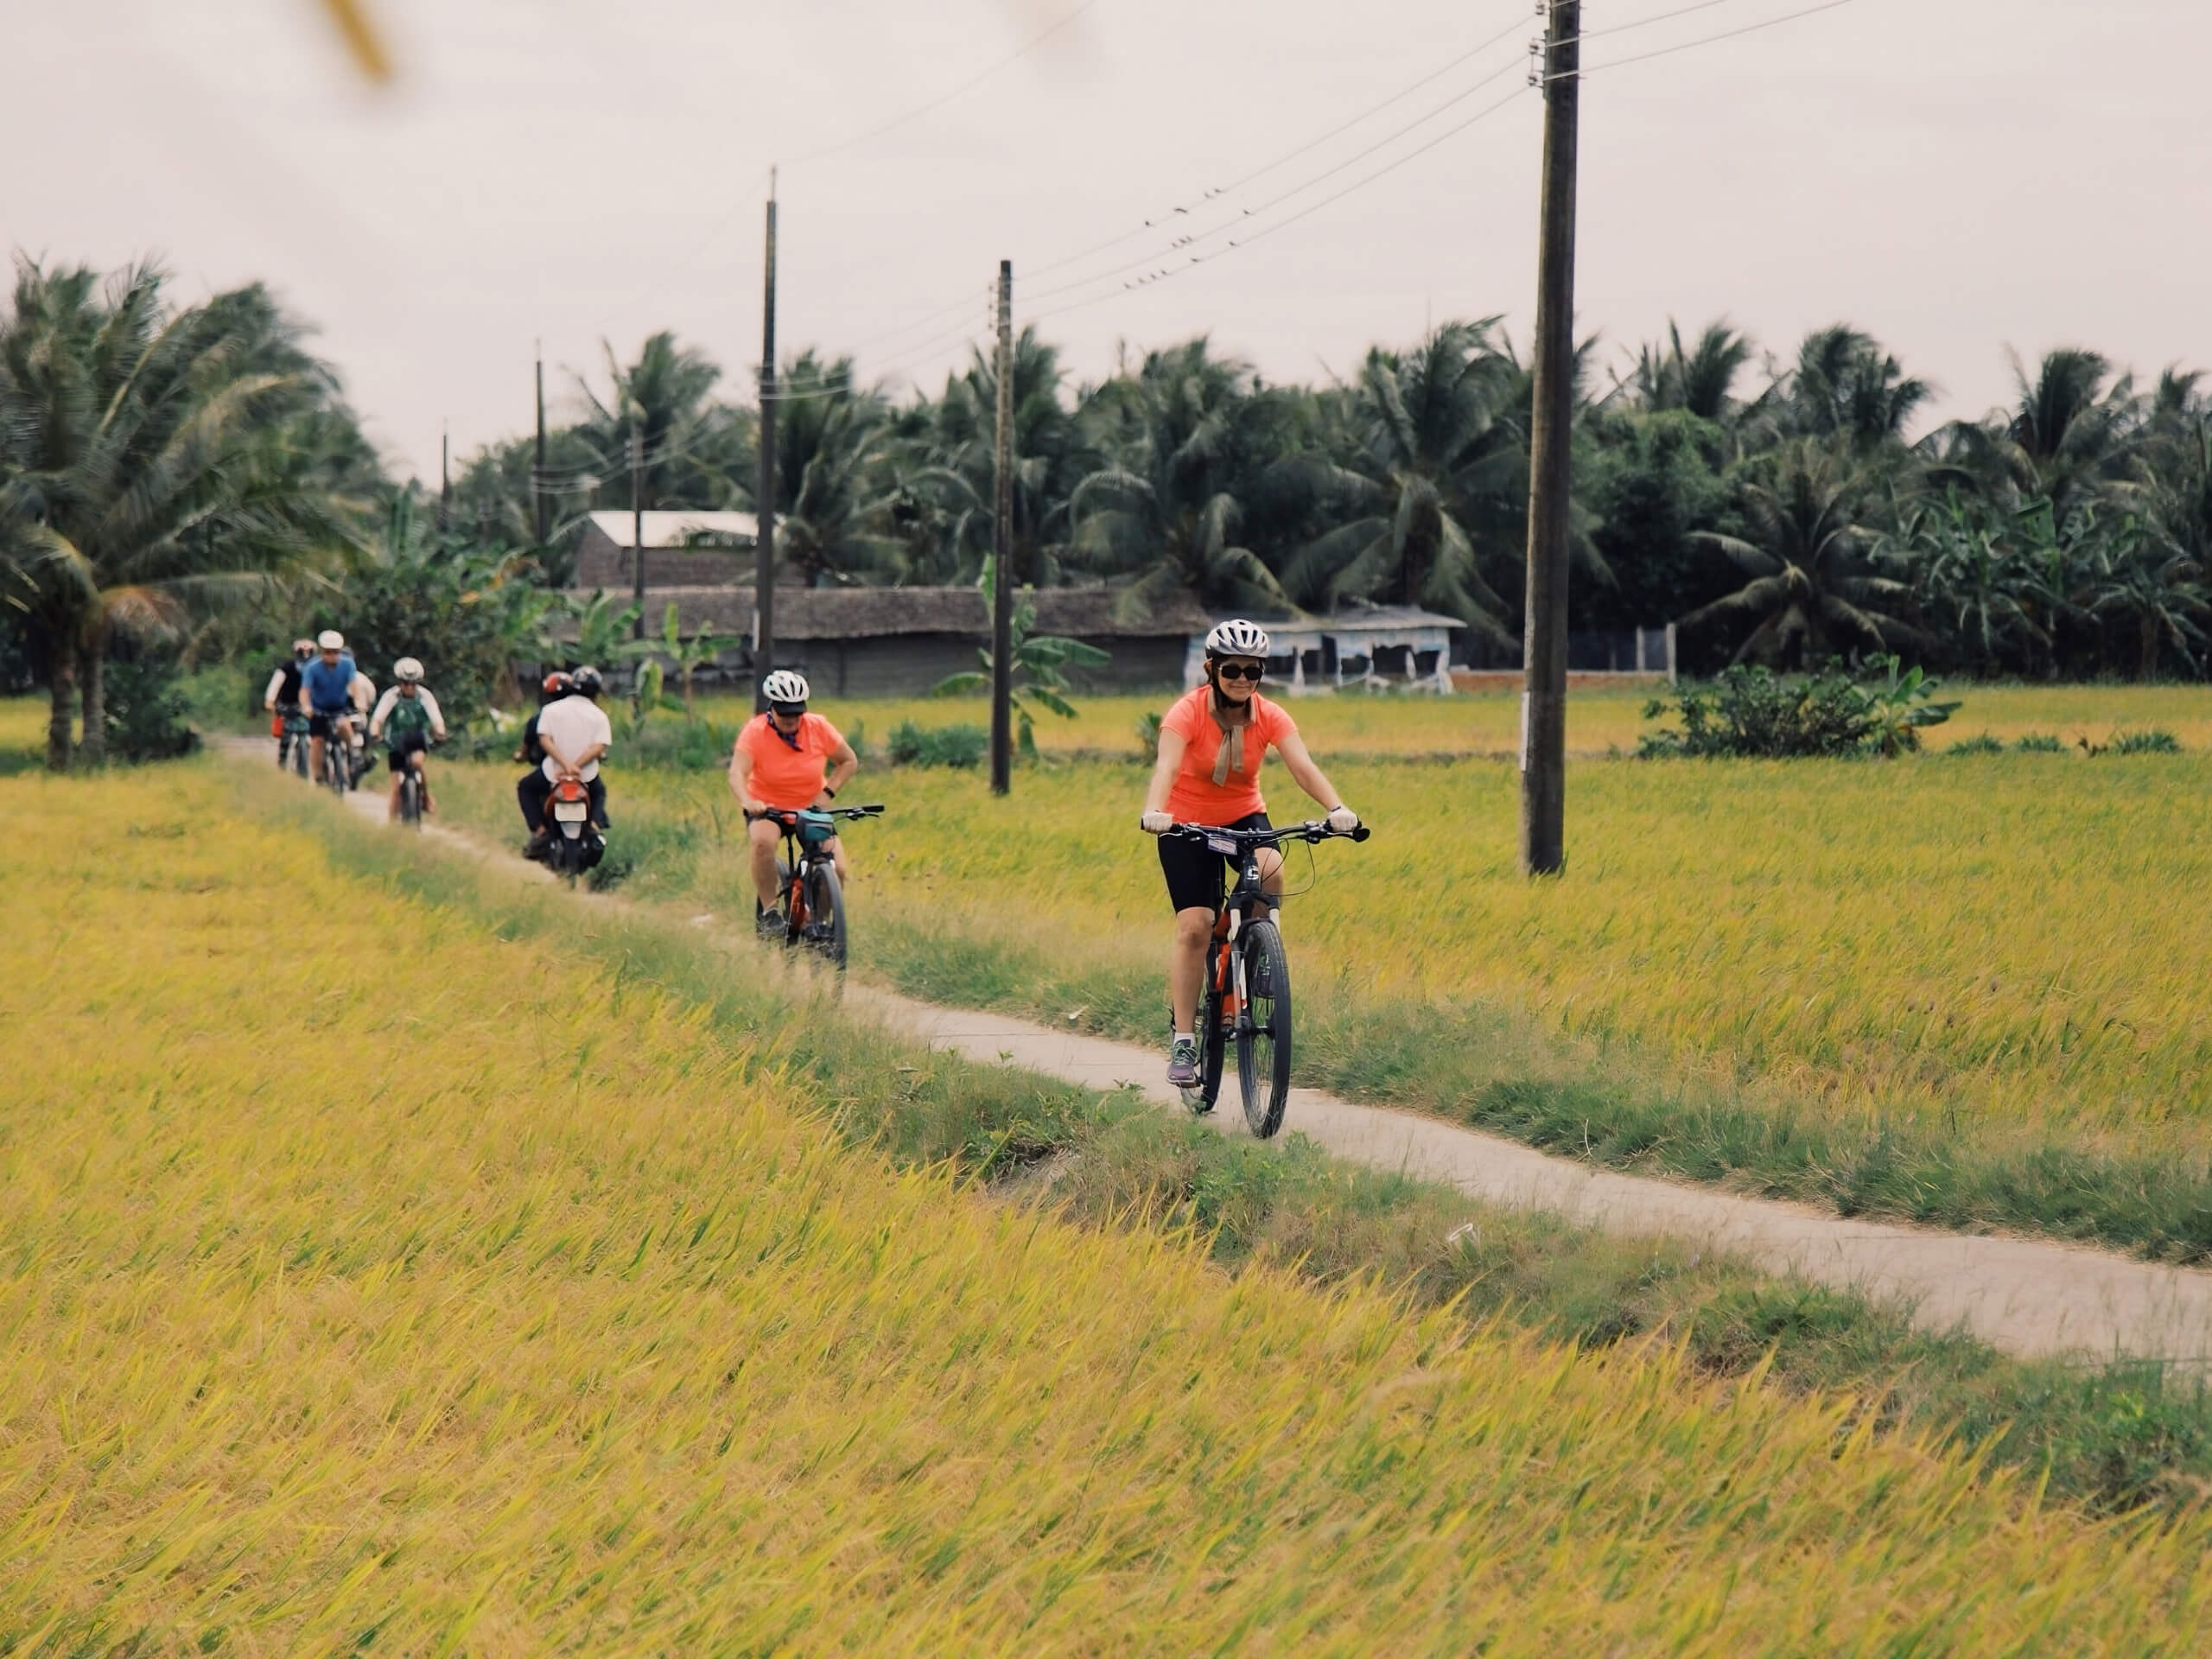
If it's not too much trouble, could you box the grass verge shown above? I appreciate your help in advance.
[251,759,2212,1516]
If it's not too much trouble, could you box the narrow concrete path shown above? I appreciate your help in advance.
[234,741,2212,1367]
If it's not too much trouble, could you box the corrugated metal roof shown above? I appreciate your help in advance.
[583,510,771,550]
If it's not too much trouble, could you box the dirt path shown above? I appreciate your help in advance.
[236,741,2212,1367]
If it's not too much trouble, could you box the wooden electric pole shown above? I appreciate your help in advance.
[1519,0,1580,876]
[754,173,779,714]
[988,259,1014,796]
[533,344,550,550]
[628,426,646,639]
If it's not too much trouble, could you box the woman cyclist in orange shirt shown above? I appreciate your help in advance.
[729,671,860,937]
[1139,620,1360,1087]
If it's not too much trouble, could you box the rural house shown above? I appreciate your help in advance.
[570,510,777,590]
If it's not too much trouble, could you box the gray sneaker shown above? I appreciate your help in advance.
[755,906,786,938]
[1166,1035,1200,1088]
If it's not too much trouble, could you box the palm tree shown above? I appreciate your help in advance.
[1681,441,1917,664]
[0,259,360,768]
[1618,318,1759,425]
[770,352,900,588]
[1275,322,1528,645]
[1786,325,1933,448]
[1067,339,1289,613]
[899,326,1084,587]
[1929,348,2142,520]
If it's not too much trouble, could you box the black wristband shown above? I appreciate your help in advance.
[823,785,836,799]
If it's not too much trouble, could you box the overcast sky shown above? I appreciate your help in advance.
[16,0,2206,480]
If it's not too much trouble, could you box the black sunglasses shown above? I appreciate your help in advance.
[770,702,806,717]
[1216,662,1265,682]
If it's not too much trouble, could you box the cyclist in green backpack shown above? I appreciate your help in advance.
[368,657,448,821]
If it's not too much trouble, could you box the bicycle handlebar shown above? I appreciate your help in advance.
[757,804,887,823]
[1163,819,1370,848]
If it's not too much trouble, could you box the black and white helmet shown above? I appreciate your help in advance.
[760,670,810,706]
[1205,619,1270,658]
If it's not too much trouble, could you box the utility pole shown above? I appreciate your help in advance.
[438,424,450,534]
[1519,0,1580,876]
[753,171,779,714]
[988,259,1014,796]
[628,426,646,639]
[533,343,550,550]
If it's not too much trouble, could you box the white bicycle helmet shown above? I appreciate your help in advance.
[316,629,346,651]
[761,670,810,706]
[1205,619,1270,658]
[393,657,424,683]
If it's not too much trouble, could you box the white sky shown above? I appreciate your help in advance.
[15,0,2207,480]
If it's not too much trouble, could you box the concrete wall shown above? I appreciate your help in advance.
[572,525,753,591]
[678,632,1192,698]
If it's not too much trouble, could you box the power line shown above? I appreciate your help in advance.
[785,0,1105,168]
[1551,0,1866,78]
[1028,86,1530,327]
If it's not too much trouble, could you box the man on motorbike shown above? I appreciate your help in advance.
[368,657,447,820]
[515,671,571,848]
[299,631,359,787]
[263,639,314,769]
[526,665,612,861]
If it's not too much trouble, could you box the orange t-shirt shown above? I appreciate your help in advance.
[1160,685,1296,824]
[737,711,845,810]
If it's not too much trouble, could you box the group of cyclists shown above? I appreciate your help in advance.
[261,616,1357,1087]
[264,631,446,821]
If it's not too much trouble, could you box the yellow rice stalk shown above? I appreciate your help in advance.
[7,766,2210,1651]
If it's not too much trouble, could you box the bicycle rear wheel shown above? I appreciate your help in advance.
[1236,919,1292,1138]
[804,862,848,969]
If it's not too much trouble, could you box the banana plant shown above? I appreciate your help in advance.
[658,601,721,720]
[934,556,1109,755]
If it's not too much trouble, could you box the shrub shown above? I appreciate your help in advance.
[1639,657,1958,760]
[2106,729,2183,755]
[2015,734,2065,753]
[103,645,201,762]
[1135,710,1164,762]
[1947,734,2005,756]
[888,720,988,769]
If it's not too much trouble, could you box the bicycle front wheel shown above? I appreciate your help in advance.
[400,771,422,827]
[804,862,848,969]
[290,737,308,779]
[1236,919,1292,1138]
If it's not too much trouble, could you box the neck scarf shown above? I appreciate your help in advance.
[766,712,804,753]
[1209,687,1250,786]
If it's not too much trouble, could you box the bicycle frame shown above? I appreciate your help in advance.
[756,804,885,947]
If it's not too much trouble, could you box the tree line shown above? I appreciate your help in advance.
[5,252,2209,771]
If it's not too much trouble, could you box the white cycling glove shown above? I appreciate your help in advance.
[1140,810,1173,835]
[1325,804,1360,835]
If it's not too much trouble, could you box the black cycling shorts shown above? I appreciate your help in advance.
[1158,811,1269,914]
[307,709,352,737]
[385,730,430,771]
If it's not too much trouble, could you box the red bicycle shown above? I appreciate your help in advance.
[1162,819,1369,1138]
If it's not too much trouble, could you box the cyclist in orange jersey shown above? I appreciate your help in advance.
[1139,620,1359,1088]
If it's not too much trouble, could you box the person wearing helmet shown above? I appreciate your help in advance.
[1139,620,1360,1088]
[526,665,613,860]
[513,671,573,843]
[263,639,315,769]
[728,670,858,937]
[368,657,448,821]
[298,630,359,788]
[346,660,378,785]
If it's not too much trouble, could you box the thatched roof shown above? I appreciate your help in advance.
[569,584,1214,642]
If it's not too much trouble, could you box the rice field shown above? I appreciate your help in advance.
[431,697,2212,1163]
[690,681,2212,759]
[11,764,2212,1649]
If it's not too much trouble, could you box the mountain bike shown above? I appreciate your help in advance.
[1163,818,1370,1138]
[394,738,437,830]
[756,804,885,969]
[317,717,356,798]
[279,707,309,779]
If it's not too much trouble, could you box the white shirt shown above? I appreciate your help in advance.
[537,694,613,781]
[369,684,445,737]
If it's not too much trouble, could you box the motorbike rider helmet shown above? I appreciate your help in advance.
[1204,619,1270,659]
[316,629,346,652]
[539,671,573,702]
[393,657,424,684]
[572,665,604,697]
[760,670,810,710]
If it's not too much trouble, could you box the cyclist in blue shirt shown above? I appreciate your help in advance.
[300,629,360,787]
